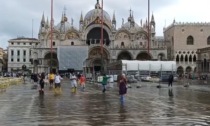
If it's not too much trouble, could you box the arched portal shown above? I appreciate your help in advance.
[185,66,192,73]
[177,66,184,75]
[136,52,152,60]
[194,67,197,73]
[88,47,109,72]
[86,27,110,46]
[44,52,58,73]
[117,51,132,60]
[157,53,165,60]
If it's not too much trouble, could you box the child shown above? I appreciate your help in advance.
[80,75,86,91]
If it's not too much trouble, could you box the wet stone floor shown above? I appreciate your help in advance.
[0,80,210,126]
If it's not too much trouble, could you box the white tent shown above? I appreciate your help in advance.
[122,60,176,72]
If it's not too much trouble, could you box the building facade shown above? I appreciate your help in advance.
[30,0,167,73]
[0,47,3,72]
[164,21,210,75]
[197,47,210,74]
[7,38,39,72]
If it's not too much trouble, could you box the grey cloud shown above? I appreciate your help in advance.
[0,0,177,49]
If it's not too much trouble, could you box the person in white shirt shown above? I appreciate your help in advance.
[54,73,63,89]
[70,73,77,92]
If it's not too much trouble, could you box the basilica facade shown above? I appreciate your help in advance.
[31,0,167,73]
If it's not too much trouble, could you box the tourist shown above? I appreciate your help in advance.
[54,73,63,94]
[79,74,86,91]
[49,72,55,87]
[39,75,45,93]
[119,74,127,104]
[70,73,78,93]
[168,73,174,87]
[101,73,110,93]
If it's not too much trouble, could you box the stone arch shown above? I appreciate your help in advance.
[194,67,197,72]
[135,31,148,40]
[176,55,179,62]
[157,53,165,60]
[84,24,111,42]
[86,27,110,46]
[203,58,208,72]
[88,46,110,72]
[193,55,196,62]
[207,36,210,45]
[65,31,80,40]
[47,31,60,40]
[115,29,131,40]
[185,55,188,62]
[88,46,110,59]
[185,66,192,73]
[177,66,184,75]
[136,52,152,60]
[117,51,133,60]
[189,55,192,62]
[187,35,194,45]
[44,52,58,65]
[180,55,184,62]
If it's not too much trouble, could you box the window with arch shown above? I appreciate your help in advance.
[121,42,125,47]
[71,42,74,45]
[176,55,179,62]
[207,36,210,45]
[185,55,188,62]
[193,55,196,62]
[180,55,184,62]
[187,36,194,45]
[189,55,192,62]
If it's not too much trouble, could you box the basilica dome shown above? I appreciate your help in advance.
[84,9,111,22]
[55,16,78,33]
[55,21,71,31]
[84,0,111,25]
[122,22,140,31]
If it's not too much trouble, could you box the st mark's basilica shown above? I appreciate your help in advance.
[30,0,167,73]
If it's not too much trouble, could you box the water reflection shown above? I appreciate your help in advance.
[38,94,45,108]
[118,105,127,123]
[168,88,173,97]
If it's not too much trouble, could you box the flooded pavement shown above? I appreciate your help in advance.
[0,80,210,126]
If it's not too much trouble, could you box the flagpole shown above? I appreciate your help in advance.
[50,0,53,72]
[101,0,104,74]
[147,0,150,54]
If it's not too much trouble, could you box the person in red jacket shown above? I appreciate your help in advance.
[80,74,86,91]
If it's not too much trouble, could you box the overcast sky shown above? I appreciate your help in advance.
[1,0,210,49]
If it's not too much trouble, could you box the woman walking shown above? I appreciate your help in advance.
[119,74,127,104]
